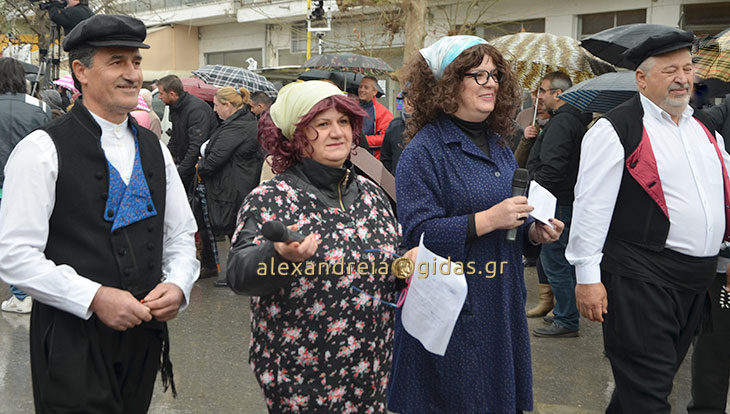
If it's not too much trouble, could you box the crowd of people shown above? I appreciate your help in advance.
[0,9,729,414]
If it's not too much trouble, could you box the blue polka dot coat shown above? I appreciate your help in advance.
[387,116,533,413]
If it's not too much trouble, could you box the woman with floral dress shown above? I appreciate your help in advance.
[227,81,414,413]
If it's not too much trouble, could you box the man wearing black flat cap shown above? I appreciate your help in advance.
[566,25,730,412]
[0,14,199,413]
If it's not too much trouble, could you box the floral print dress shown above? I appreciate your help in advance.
[233,174,401,413]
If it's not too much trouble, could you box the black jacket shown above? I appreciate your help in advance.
[198,107,263,235]
[701,94,730,147]
[526,103,592,206]
[167,92,217,191]
[48,3,94,34]
[381,116,405,174]
[0,93,51,188]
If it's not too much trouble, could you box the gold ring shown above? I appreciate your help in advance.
[392,256,415,279]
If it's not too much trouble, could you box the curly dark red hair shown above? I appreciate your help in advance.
[402,43,521,147]
[258,94,366,174]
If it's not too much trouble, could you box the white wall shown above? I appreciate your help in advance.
[198,22,267,66]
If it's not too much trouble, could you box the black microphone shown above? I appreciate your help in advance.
[506,168,530,242]
[261,221,306,243]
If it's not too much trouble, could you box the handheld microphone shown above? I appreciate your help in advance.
[261,221,306,243]
[506,168,530,243]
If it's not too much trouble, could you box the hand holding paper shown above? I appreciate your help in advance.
[527,180,557,229]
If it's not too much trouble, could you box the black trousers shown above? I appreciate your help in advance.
[30,301,162,414]
[602,271,707,414]
[193,201,217,269]
[688,272,730,414]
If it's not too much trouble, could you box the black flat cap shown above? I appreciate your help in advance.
[62,14,150,52]
[623,27,694,69]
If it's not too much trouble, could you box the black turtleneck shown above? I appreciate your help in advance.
[449,115,493,242]
[449,115,491,158]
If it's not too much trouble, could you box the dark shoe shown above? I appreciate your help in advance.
[199,267,218,279]
[523,256,537,267]
[543,315,554,325]
[532,322,579,338]
[214,279,228,287]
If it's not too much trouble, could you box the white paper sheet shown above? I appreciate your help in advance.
[401,234,468,356]
[528,180,557,229]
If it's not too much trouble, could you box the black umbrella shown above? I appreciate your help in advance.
[581,24,690,70]
[297,70,384,97]
[21,61,39,74]
[194,177,221,276]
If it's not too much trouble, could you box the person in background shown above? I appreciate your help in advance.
[0,15,198,412]
[39,88,66,119]
[157,74,218,278]
[140,88,162,139]
[526,71,592,338]
[358,76,393,159]
[514,89,550,167]
[381,90,412,174]
[250,91,273,118]
[688,94,730,413]
[389,35,563,413]
[198,86,262,241]
[47,0,94,35]
[0,57,52,315]
[227,80,413,412]
[567,27,730,412]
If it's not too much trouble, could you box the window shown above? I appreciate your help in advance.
[683,2,730,36]
[205,49,263,69]
[579,9,646,38]
[278,48,307,66]
[291,23,308,54]
[478,19,545,41]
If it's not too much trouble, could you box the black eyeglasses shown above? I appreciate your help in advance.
[464,69,503,85]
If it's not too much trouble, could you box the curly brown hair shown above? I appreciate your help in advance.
[402,43,520,147]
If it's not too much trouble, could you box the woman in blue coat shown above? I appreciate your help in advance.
[387,36,564,413]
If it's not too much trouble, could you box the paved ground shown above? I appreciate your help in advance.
[0,263,708,413]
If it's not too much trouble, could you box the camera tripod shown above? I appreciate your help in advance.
[31,21,62,97]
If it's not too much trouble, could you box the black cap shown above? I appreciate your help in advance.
[62,14,150,52]
[623,27,694,70]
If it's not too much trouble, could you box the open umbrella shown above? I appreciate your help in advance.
[302,53,394,77]
[490,32,615,91]
[192,64,277,98]
[559,71,637,113]
[52,74,150,110]
[180,77,218,102]
[695,28,730,82]
[297,69,384,96]
[580,24,691,70]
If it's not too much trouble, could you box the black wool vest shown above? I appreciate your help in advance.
[603,94,716,252]
[44,102,166,299]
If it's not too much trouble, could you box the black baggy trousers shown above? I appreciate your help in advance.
[30,301,162,414]
[602,271,707,414]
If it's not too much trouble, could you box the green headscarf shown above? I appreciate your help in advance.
[270,80,343,140]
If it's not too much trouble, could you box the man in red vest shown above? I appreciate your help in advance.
[567,26,730,412]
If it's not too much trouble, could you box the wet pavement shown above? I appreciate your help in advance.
[0,263,707,413]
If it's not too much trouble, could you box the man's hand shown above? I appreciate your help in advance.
[90,286,152,331]
[142,283,185,322]
[524,125,539,140]
[528,219,564,244]
[576,283,608,322]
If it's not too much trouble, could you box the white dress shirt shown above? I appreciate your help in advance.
[566,94,730,284]
[0,110,200,319]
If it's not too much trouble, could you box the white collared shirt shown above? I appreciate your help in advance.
[566,94,730,284]
[0,110,200,319]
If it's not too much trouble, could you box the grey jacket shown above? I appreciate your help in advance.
[0,93,51,188]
